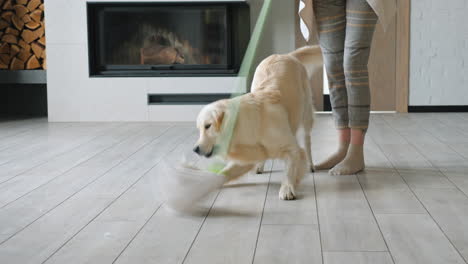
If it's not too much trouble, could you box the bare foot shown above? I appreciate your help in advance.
[314,142,349,170]
[329,144,365,175]
[315,128,350,170]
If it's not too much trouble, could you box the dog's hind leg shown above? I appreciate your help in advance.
[296,126,313,173]
[280,146,307,200]
[304,125,314,172]
[302,73,315,172]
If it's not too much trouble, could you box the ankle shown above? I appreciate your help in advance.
[338,142,350,152]
[338,128,351,144]
[350,129,366,145]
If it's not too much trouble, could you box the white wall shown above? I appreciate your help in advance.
[264,0,295,55]
[410,0,468,106]
[248,0,295,66]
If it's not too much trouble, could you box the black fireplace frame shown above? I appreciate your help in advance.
[87,1,250,77]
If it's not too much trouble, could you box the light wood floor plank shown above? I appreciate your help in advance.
[414,188,468,262]
[398,170,455,189]
[441,168,468,196]
[113,195,216,264]
[0,122,110,156]
[367,121,407,145]
[0,122,73,152]
[456,113,468,123]
[0,115,467,264]
[358,170,426,214]
[324,252,393,264]
[399,130,467,168]
[0,118,45,140]
[377,143,436,171]
[378,123,465,190]
[406,114,468,143]
[0,124,146,208]
[262,160,317,225]
[376,214,466,264]
[315,172,387,251]
[114,151,241,264]
[447,142,468,160]
[312,138,338,167]
[364,139,395,171]
[0,126,191,263]
[381,113,420,133]
[44,134,199,264]
[431,113,468,138]
[0,117,43,127]
[0,124,169,241]
[0,123,119,182]
[361,122,431,215]
[253,225,322,264]
[182,169,270,264]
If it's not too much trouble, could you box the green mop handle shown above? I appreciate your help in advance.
[217,0,273,156]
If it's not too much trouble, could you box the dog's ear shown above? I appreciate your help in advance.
[213,100,228,132]
[214,110,225,132]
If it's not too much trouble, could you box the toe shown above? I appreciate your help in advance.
[329,168,344,176]
[329,165,346,175]
[329,166,363,176]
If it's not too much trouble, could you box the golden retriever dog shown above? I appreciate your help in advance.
[194,46,322,200]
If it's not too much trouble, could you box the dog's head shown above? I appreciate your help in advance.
[194,100,227,158]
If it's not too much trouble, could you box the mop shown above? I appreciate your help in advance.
[158,0,273,213]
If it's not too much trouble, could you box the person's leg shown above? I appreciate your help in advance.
[330,0,378,175]
[313,0,350,170]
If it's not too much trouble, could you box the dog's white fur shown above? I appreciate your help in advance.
[195,46,323,200]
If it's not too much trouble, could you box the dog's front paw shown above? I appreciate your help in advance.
[279,184,296,200]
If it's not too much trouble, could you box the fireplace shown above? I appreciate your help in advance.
[87,2,250,77]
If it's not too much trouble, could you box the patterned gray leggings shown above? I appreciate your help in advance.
[313,0,378,129]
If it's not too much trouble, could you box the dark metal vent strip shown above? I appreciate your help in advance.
[148,94,232,105]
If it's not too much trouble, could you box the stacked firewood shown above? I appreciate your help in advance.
[0,0,45,70]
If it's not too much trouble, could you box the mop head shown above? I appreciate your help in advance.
[158,160,226,213]
[206,162,225,174]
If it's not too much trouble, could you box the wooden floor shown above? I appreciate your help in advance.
[0,113,468,264]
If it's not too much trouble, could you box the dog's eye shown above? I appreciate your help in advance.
[204,124,211,130]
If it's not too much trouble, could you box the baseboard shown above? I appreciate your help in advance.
[408,105,468,112]
[324,95,468,113]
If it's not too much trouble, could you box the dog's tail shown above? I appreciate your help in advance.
[289,45,323,78]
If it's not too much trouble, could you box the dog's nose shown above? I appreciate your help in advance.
[193,146,200,154]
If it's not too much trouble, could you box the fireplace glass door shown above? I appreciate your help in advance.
[87,2,249,77]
